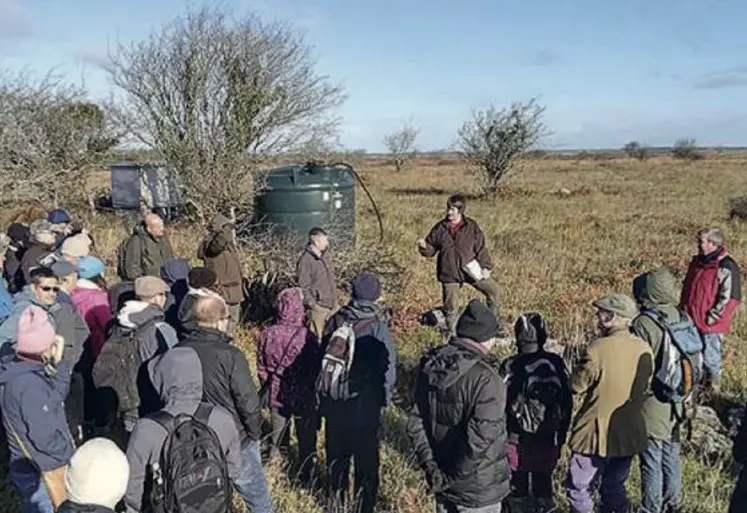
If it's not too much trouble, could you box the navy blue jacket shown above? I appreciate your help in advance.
[0,356,75,471]
[321,300,397,410]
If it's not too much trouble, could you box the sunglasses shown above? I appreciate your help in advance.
[39,286,60,292]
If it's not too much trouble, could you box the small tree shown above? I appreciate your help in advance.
[457,98,546,196]
[383,123,419,172]
[103,5,347,219]
[0,68,118,208]
[672,138,703,161]
[623,141,649,161]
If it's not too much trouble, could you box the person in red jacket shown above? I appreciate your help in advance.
[681,227,742,388]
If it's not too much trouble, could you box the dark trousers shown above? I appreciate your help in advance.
[65,371,86,447]
[325,402,381,513]
[512,471,553,499]
[270,408,318,478]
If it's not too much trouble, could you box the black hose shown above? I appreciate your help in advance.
[329,162,385,244]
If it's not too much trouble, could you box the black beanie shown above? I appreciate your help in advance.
[456,299,500,343]
[7,223,28,243]
[188,267,217,289]
[514,313,548,346]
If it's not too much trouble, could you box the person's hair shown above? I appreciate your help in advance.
[309,227,327,239]
[195,296,229,325]
[447,194,466,212]
[91,275,107,290]
[699,227,724,247]
[598,309,631,327]
[30,267,57,284]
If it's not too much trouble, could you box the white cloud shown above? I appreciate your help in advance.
[75,45,110,67]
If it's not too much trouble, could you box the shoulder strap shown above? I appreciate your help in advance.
[352,318,377,333]
[150,410,176,433]
[194,403,213,425]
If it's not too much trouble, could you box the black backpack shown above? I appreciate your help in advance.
[148,403,233,513]
[509,355,567,438]
[92,320,155,414]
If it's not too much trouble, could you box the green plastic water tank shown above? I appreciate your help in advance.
[254,162,356,248]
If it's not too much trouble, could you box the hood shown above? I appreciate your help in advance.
[148,347,202,407]
[338,300,386,322]
[116,300,163,329]
[15,286,43,309]
[70,286,105,305]
[76,279,101,291]
[160,258,190,286]
[275,287,306,326]
[633,269,678,310]
[421,339,484,390]
[0,356,45,386]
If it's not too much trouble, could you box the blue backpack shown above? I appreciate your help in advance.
[639,310,704,404]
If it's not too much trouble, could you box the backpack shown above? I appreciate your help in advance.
[92,318,158,413]
[316,318,375,401]
[148,403,233,513]
[509,356,567,438]
[640,310,704,404]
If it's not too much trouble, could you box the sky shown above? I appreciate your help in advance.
[2,0,747,152]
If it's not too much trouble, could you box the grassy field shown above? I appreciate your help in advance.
[2,155,747,512]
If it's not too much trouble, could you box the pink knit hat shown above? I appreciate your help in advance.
[16,305,57,356]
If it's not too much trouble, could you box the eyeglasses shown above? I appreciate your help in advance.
[40,286,60,292]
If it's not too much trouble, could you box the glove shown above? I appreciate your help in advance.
[424,460,447,493]
[482,269,492,280]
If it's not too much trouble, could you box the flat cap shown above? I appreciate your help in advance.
[50,260,76,278]
[134,276,169,298]
[592,293,639,319]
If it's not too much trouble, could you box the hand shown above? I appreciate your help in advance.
[706,311,719,326]
[424,461,446,493]
[52,335,65,364]
[482,269,491,279]
[417,239,427,250]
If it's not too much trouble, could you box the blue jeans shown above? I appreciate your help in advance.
[702,333,723,382]
[639,439,682,513]
[9,459,54,513]
[233,440,273,513]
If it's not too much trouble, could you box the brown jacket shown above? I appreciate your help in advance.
[569,326,653,458]
[198,229,243,305]
[296,246,338,309]
[420,217,493,284]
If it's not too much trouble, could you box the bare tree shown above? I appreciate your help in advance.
[623,141,649,161]
[457,98,546,196]
[383,122,419,172]
[672,138,703,161]
[102,5,347,219]
[0,68,118,208]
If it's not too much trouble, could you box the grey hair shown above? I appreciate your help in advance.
[699,227,725,247]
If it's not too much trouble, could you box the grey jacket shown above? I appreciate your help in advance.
[296,245,338,310]
[0,286,89,369]
[124,347,242,513]
[115,301,178,362]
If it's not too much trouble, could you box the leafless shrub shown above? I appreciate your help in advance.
[457,98,546,197]
[383,123,419,172]
[673,138,703,161]
[623,141,649,161]
[0,68,118,208]
[102,5,347,220]
[729,197,747,221]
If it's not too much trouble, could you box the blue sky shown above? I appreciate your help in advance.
[2,0,747,151]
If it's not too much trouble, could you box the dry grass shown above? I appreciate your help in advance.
[2,155,747,512]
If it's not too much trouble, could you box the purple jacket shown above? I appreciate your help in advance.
[257,287,320,413]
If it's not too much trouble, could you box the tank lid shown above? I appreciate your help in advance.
[257,163,355,191]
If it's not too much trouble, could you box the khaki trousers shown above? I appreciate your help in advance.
[227,303,241,334]
[442,278,501,334]
[308,305,333,340]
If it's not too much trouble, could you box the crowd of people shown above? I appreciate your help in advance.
[0,194,744,513]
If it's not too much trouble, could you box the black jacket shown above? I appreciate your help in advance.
[499,345,572,445]
[407,338,511,508]
[178,326,261,447]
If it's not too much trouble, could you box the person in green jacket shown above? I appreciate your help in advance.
[631,268,686,513]
[117,213,174,282]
